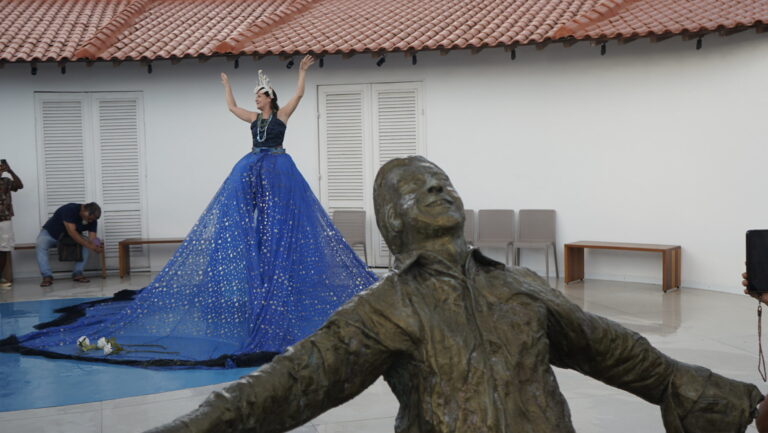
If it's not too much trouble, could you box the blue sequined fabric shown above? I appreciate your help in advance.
[2,119,377,368]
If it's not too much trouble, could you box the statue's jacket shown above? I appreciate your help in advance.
[150,248,763,433]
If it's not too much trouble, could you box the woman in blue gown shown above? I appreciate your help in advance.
[0,55,377,368]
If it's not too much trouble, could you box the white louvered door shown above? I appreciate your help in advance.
[36,92,148,271]
[93,93,148,268]
[35,94,93,272]
[318,85,371,262]
[371,83,424,265]
[36,94,91,219]
[318,83,424,267]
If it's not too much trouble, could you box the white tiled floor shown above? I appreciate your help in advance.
[1,274,765,432]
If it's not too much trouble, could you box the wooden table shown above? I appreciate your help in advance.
[118,238,183,278]
[564,241,681,292]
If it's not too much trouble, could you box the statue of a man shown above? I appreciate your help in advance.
[148,156,763,433]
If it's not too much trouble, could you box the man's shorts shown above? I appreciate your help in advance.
[0,220,15,251]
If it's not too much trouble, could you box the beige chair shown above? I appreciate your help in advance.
[512,209,558,280]
[463,209,476,245]
[332,210,368,265]
[475,209,515,265]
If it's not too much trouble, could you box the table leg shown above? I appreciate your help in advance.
[662,249,681,292]
[674,247,681,288]
[564,246,585,284]
[118,242,129,279]
[99,246,107,279]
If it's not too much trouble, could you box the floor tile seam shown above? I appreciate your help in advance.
[100,379,247,407]
[651,334,759,358]
[98,385,233,410]
[571,298,669,319]
[98,400,104,433]
[0,380,232,416]
[691,335,762,358]
[0,401,104,420]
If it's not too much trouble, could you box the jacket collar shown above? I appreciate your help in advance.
[394,246,506,276]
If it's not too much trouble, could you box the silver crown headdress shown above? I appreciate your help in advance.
[254,70,274,97]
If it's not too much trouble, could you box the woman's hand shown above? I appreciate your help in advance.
[277,55,314,123]
[299,55,315,72]
[220,72,230,86]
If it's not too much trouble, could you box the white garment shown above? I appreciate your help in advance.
[0,220,14,251]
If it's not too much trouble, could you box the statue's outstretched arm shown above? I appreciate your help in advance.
[145,294,410,433]
[529,267,763,433]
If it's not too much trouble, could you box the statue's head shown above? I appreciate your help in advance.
[374,156,465,255]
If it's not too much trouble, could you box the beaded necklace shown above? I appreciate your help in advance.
[255,112,273,143]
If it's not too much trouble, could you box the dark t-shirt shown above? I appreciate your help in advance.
[43,203,97,240]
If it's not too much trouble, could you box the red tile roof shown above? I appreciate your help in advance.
[552,0,768,40]
[1,0,767,63]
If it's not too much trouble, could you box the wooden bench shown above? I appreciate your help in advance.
[564,241,681,292]
[119,238,184,278]
[3,242,106,282]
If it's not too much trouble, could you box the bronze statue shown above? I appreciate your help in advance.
[147,156,763,433]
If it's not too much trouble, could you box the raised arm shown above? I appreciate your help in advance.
[0,161,23,191]
[276,55,314,124]
[220,73,257,123]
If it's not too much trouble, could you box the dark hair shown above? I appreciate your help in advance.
[83,202,102,219]
[270,90,280,112]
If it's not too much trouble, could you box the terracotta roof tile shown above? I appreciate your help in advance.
[1,0,767,63]
[554,0,768,39]
[1,0,129,62]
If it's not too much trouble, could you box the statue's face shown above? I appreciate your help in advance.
[392,161,465,238]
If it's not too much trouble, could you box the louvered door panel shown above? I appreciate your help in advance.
[38,97,88,218]
[318,85,370,263]
[101,209,143,259]
[94,94,147,267]
[35,95,94,269]
[321,90,366,205]
[371,84,424,265]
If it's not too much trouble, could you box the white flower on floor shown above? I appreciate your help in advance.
[76,336,91,351]
[103,342,114,355]
[97,337,108,349]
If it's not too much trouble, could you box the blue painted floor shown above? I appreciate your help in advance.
[0,298,255,412]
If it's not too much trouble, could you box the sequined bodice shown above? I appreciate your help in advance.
[251,115,286,148]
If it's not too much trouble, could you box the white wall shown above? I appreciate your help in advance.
[1,31,766,292]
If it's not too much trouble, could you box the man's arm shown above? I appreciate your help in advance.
[146,292,413,433]
[5,166,22,191]
[63,221,100,252]
[514,269,762,433]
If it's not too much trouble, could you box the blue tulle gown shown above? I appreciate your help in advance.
[0,115,378,368]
